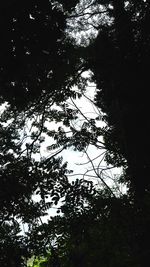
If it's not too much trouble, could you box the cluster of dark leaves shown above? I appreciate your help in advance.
[0,118,73,265]
[0,0,83,109]
[85,0,150,198]
[28,184,150,267]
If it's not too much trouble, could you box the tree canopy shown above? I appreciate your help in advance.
[86,0,150,199]
[0,0,150,266]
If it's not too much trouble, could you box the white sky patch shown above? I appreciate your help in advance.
[0,72,124,231]
[23,72,123,195]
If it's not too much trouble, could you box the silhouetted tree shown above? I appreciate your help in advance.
[85,0,150,199]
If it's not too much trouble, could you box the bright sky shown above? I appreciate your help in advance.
[30,73,124,223]
[0,71,124,232]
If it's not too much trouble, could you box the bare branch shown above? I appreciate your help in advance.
[84,149,116,197]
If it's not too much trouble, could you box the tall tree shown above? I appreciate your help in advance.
[83,0,150,199]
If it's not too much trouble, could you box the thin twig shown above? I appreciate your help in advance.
[84,149,116,197]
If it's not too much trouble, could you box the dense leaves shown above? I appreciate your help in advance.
[0,0,83,109]
[85,0,150,198]
[28,189,150,267]
[1,0,150,266]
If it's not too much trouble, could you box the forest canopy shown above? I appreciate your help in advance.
[0,0,150,266]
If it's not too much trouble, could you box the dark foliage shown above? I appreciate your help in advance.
[33,188,150,267]
[0,0,82,109]
[0,108,74,265]
[1,1,150,266]
[86,0,150,198]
